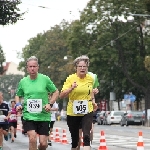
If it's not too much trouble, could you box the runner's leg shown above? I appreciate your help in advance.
[67,115,82,149]
[0,128,3,148]
[90,123,93,144]
[37,121,49,150]
[27,130,37,150]
[10,126,14,142]
[82,112,93,147]
[77,129,82,150]
[38,135,48,150]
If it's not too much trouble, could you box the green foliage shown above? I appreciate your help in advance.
[0,45,6,74]
[0,0,25,25]
[17,0,150,112]
[0,74,23,101]
[144,0,150,12]
[19,22,74,91]
[66,0,150,107]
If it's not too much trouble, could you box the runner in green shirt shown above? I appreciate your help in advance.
[88,72,99,88]
[15,56,59,150]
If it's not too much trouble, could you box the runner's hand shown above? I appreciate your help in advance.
[71,81,78,89]
[16,105,22,111]
[93,88,99,94]
[4,116,9,121]
[44,104,50,112]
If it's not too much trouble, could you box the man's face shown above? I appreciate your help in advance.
[27,60,39,76]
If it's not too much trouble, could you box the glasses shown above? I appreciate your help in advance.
[77,66,87,68]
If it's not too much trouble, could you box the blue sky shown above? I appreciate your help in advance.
[0,0,89,64]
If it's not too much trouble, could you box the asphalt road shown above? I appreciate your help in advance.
[3,120,150,150]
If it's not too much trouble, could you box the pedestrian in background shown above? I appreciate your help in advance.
[48,99,58,146]
[8,100,17,143]
[0,92,9,150]
[15,56,59,150]
[60,56,97,150]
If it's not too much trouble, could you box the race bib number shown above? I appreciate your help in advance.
[10,114,17,120]
[27,99,42,113]
[0,115,5,122]
[73,100,89,114]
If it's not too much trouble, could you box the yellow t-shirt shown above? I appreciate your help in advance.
[61,73,94,116]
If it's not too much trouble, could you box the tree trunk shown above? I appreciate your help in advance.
[144,91,150,126]
[118,99,121,110]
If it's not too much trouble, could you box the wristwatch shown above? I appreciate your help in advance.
[50,103,53,107]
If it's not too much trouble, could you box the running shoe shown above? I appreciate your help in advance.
[4,135,8,141]
[14,134,17,138]
[48,140,52,146]
[11,139,14,143]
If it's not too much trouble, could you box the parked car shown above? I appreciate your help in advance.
[120,111,145,126]
[97,111,105,125]
[106,111,125,125]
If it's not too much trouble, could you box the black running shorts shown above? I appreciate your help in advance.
[23,120,49,136]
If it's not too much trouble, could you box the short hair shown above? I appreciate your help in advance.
[11,100,16,104]
[26,56,39,65]
[73,55,90,67]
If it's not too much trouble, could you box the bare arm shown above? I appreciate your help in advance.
[15,95,21,103]
[50,89,59,104]
[50,107,58,111]
[91,92,98,111]
[7,111,11,119]
[59,87,73,99]
[60,81,78,99]
[15,95,22,111]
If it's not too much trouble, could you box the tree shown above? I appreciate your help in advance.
[0,45,5,75]
[18,21,74,90]
[67,0,150,120]
[18,21,75,108]
[144,0,150,12]
[0,0,24,25]
[0,74,23,100]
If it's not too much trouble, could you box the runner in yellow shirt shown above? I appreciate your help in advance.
[74,55,99,149]
[60,56,97,150]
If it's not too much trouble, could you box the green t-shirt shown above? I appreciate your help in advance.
[16,73,57,121]
[88,72,99,88]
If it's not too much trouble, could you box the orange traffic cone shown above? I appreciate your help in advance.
[98,131,108,150]
[80,132,84,147]
[17,124,21,130]
[61,129,68,144]
[50,132,54,141]
[55,128,61,142]
[137,131,144,150]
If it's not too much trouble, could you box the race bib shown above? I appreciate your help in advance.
[10,114,17,120]
[73,100,89,114]
[27,99,42,113]
[0,115,5,122]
